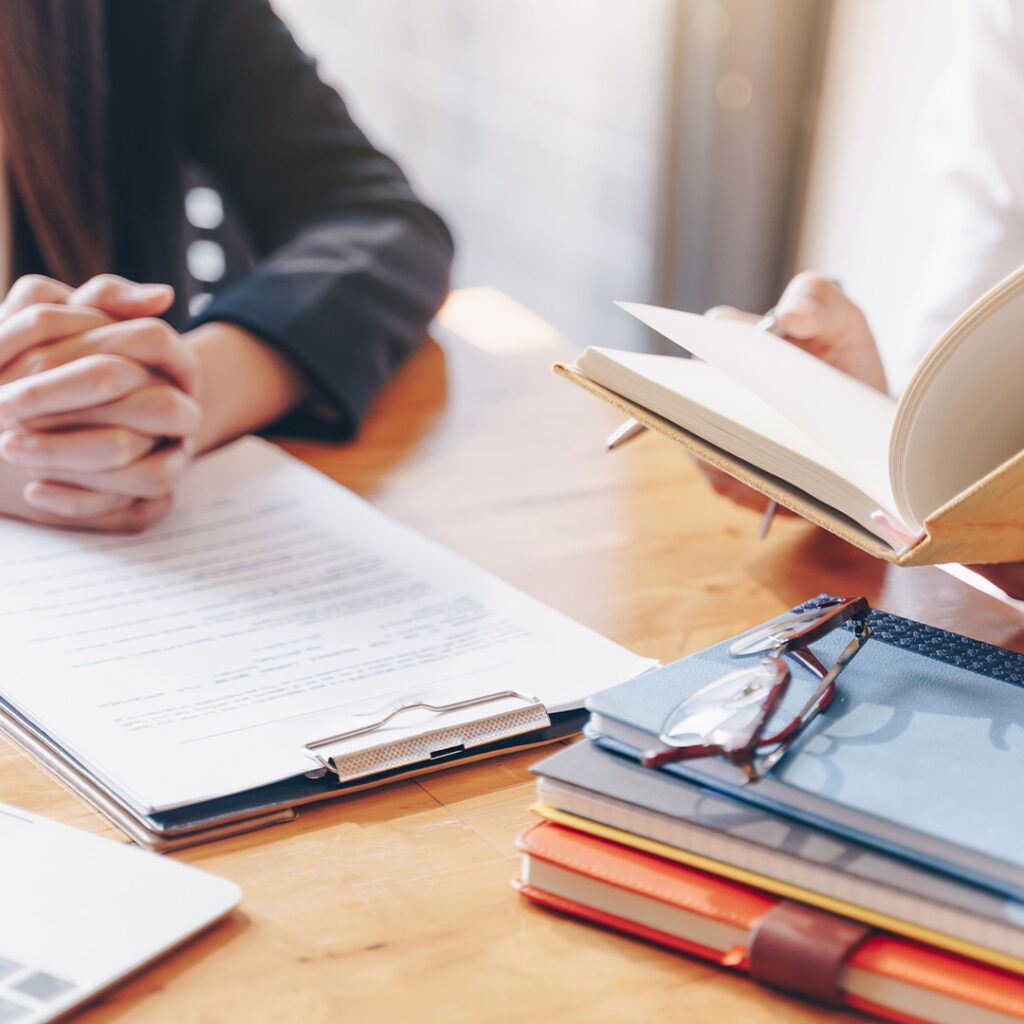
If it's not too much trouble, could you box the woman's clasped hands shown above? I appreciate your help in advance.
[0,274,201,531]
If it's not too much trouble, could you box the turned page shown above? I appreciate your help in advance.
[574,348,895,538]
[618,303,902,521]
[890,268,1024,529]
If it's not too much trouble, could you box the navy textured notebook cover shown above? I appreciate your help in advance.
[585,597,1024,900]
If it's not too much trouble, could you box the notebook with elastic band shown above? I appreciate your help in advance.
[514,820,1024,1023]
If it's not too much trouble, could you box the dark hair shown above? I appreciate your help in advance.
[0,0,110,285]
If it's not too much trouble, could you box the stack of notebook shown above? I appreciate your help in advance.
[513,600,1024,1022]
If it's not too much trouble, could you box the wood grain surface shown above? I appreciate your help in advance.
[2,287,1022,1024]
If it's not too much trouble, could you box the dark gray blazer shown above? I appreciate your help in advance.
[8,0,454,438]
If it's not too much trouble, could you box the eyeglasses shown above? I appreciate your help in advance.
[641,597,872,782]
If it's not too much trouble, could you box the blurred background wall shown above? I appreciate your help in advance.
[274,0,674,351]
[266,0,955,357]
[795,0,955,377]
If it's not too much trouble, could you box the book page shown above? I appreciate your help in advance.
[890,266,1024,527]
[576,348,894,539]
[0,438,652,812]
[617,303,900,518]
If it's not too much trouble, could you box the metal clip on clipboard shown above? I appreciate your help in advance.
[304,689,551,784]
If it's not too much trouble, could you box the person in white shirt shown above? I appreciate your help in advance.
[700,0,1024,599]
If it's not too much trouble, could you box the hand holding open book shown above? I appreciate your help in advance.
[694,275,885,517]
[557,267,1024,567]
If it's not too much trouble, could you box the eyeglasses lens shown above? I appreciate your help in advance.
[728,607,831,656]
[661,662,780,752]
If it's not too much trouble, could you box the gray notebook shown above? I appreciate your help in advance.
[532,739,1024,960]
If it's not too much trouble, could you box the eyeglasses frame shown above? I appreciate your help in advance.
[642,597,873,782]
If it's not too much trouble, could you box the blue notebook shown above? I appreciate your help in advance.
[586,597,1024,901]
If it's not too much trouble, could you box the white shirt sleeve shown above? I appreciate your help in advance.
[888,0,1024,393]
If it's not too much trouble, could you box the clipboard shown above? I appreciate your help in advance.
[0,690,584,852]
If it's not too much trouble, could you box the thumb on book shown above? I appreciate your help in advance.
[773,297,823,340]
[870,510,921,554]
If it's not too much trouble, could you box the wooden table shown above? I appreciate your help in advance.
[3,288,1023,1024]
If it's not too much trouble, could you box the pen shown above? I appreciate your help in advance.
[603,416,644,452]
[604,418,646,450]
[604,308,783,539]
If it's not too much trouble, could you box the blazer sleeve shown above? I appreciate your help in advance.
[179,0,454,437]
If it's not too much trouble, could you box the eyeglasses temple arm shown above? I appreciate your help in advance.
[755,625,871,777]
[789,647,828,679]
[787,597,869,647]
[642,742,718,769]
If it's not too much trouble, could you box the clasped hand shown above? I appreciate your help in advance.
[0,274,200,531]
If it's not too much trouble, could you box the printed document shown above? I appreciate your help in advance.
[0,438,651,812]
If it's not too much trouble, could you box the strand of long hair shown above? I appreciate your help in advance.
[0,0,110,285]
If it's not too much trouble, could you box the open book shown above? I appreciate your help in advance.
[555,266,1024,566]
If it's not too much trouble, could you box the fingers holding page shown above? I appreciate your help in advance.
[704,305,761,326]
[773,272,887,392]
[869,509,923,557]
[703,274,887,393]
[773,272,843,339]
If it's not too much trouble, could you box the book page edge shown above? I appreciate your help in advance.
[554,363,898,564]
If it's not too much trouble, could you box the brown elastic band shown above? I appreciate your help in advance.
[747,901,873,1006]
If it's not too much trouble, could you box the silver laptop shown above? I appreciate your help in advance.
[0,803,240,1023]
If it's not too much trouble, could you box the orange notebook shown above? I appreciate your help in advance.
[514,821,1024,1024]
